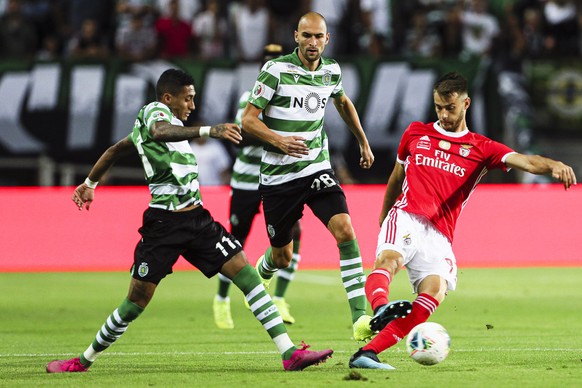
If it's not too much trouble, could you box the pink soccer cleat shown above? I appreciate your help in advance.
[282,342,333,371]
[46,357,89,373]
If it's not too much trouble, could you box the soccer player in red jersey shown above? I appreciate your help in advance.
[350,71,577,370]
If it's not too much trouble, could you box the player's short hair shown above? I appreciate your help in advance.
[297,11,327,31]
[156,69,194,100]
[433,72,468,98]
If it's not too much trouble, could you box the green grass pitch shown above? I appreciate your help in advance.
[1,267,581,387]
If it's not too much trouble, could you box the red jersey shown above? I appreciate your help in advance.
[394,121,515,242]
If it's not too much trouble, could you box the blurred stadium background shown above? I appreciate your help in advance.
[1,0,581,186]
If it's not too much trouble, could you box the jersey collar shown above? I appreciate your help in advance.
[291,47,323,71]
[433,121,469,138]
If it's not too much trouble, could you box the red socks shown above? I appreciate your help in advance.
[365,268,392,312]
[363,293,439,354]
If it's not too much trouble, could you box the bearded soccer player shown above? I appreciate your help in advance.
[349,71,577,369]
[213,44,303,329]
[241,12,409,342]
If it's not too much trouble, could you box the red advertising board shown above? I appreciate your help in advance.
[0,184,580,272]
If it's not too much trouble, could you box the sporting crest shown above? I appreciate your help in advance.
[322,71,332,86]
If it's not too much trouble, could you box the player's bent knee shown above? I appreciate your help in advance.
[374,251,403,273]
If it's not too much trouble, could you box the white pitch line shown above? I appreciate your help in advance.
[3,348,582,358]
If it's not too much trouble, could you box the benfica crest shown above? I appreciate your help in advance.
[459,144,472,157]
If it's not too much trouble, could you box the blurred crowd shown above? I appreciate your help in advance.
[0,0,581,65]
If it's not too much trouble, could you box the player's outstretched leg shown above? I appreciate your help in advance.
[46,298,144,373]
[349,348,395,370]
[214,274,234,329]
[232,264,333,370]
[359,294,439,360]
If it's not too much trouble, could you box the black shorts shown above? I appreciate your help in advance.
[132,206,242,284]
[260,169,348,247]
[229,188,262,245]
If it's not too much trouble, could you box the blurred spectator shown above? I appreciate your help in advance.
[55,0,115,51]
[67,18,110,59]
[116,0,156,29]
[192,0,227,60]
[37,34,61,60]
[0,0,38,60]
[266,0,307,53]
[307,0,349,56]
[460,0,500,58]
[542,0,579,57]
[189,137,232,186]
[155,0,193,58]
[360,0,394,57]
[402,8,442,58]
[439,3,463,58]
[21,0,59,48]
[116,9,157,62]
[229,0,270,62]
[521,7,546,57]
[156,0,201,21]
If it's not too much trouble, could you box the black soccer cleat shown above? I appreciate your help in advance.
[369,300,413,332]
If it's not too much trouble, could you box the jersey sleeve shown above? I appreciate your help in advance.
[247,62,279,110]
[144,103,173,129]
[331,70,344,98]
[483,139,515,171]
[396,124,414,164]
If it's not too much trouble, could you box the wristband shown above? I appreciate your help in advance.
[199,126,211,138]
[84,177,98,189]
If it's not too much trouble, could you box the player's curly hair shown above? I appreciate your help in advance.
[434,72,468,97]
[156,69,195,100]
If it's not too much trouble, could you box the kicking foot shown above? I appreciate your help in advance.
[370,300,412,332]
[283,342,333,371]
[349,348,395,370]
[353,314,374,342]
[46,357,88,373]
[213,297,234,329]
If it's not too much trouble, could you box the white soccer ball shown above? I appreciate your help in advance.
[406,322,450,365]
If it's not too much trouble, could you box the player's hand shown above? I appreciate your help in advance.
[212,123,242,144]
[359,143,374,169]
[72,184,95,211]
[551,162,577,190]
[278,136,309,157]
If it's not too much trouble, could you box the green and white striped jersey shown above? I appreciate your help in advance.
[248,48,344,186]
[230,90,262,191]
[129,101,202,210]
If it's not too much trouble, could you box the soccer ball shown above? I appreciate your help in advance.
[406,322,450,365]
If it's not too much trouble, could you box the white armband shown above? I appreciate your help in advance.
[199,126,211,138]
[84,177,98,189]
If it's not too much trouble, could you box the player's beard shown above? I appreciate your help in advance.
[441,113,465,133]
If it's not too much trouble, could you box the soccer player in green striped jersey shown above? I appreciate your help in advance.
[214,44,302,329]
[46,68,333,373]
[241,12,376,342]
